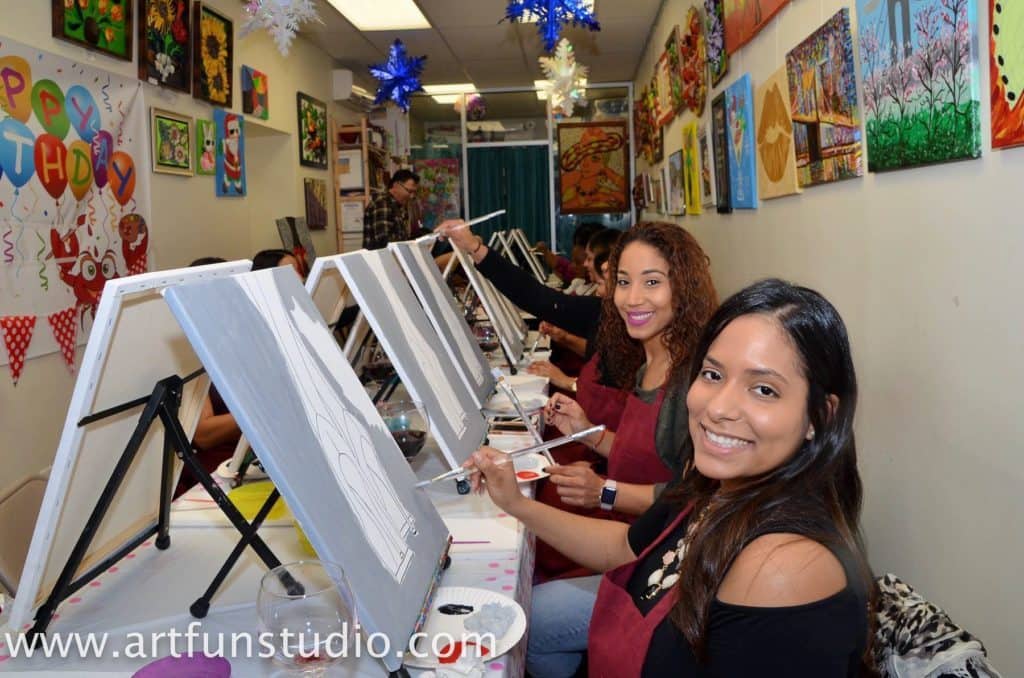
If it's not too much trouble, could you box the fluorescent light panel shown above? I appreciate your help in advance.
[326,0,430,30]
[424,83,477,104]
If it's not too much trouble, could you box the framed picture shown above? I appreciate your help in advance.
[138,0,191,92]
[297,92,328,169]
[195,118,216,175]
[557,121,629,215]
[336,147,364,191]
[241,65,269,119]
[214,108,245,196]
[304,178,328,230]
[52,0,133,60]
[150,108,193,176]
[192,2,232,106]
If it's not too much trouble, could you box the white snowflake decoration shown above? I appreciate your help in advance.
[240,0,322,56]
[539,38,589,117]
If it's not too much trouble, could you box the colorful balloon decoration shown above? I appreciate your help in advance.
[0,55,33,123]
[0,118,36,187]
[109,151,136,206]
[91,130,112,189]
[34,134,68,200]
[66,140,93,202]
[65,85,101,144]
[31,79,70,140]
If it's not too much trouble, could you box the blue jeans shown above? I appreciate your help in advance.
[527,574,602,678]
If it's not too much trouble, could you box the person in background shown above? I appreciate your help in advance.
[536,222,604,288]
[251,249,304,279]
[363,169,420,250]
[469,279,874,677]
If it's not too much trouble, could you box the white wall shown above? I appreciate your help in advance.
[636,0,1023,673]
[0,2,360,559]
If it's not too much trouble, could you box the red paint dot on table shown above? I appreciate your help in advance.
[126,553,136,559]
[485,576,497,582]
[0,655,10,662]
[89,581,102,587]
[69,597,82,604]
[497,513,509,518]
[488,562,499,568]
[504,569,515,574]
[516,471,539,480]
[108,567,119,573]
[143,541,152,547]
[501,585,513,591]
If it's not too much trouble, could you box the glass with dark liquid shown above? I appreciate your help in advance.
[378,400,429,461]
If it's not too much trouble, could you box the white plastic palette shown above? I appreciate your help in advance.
[405,586,526,670]
[511,452,550,483]
[482,392,547,416]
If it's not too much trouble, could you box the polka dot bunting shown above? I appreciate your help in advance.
[1,315,38,385]
[47,306,78,373]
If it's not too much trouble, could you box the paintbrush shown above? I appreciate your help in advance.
[419,209,507,244]
[413,424,605,488]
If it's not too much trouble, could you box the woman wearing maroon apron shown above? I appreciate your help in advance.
[468,280,875,678]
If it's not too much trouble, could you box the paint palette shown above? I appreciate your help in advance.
[482,392,547,417]
[512,453,550,483]
[404,587,527,670]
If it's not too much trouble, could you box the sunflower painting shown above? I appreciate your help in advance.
[52,0,133,60]
[139,0,191,92]
[192,2,232,106]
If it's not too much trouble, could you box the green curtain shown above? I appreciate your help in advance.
[468,146,550,244]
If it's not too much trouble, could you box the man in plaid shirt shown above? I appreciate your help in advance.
[362,169,420,250]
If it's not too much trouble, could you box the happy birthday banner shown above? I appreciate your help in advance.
[0,36,151,384]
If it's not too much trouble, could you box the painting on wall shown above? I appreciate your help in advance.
[557,122,630,215]
[139,0,191,91]
[711,92,733,213]
[755,67,800,198]
[725,74,758,208]
[705,0,729,85]
[682,121,703,215]
[304,178,328,230]
[297,92,328,169]
[214,108,245,196]
[650,172,665,214]
[241,66,269,120]
[667,150,685,215]
[786,9,863,186]
[413,158,462,230]
[724,0,789,54]
[680,7,708,115]
[634,90,653,161]
[859,0,981,167]
[52,0,133,60]
[664,27,685,113]
[192,2,233,106]
[150,108,193,176]
[698,124,717,207]
[195,118,216,176]
[991,0,1024,147]
[654,50,677,127]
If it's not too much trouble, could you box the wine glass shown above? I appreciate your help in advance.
[474,323,499,354]
[257,560,357,676]
[378,400,430,460]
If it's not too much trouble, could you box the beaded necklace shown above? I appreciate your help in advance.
[641,501,713,601]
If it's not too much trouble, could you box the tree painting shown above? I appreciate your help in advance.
[857,0,981,169]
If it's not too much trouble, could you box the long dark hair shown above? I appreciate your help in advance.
[593,222,717,389]
[668,278,874,669]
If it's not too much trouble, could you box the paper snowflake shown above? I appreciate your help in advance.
[539,39,589,117]
[370,40,427,113]
[239,0,321,56]
[506,0,600,52]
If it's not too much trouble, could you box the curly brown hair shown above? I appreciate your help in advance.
[593,222,717,389]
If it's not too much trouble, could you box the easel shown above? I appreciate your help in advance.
[26,369,300,641]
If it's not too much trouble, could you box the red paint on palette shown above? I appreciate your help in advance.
[516,471,540,480]
[438,641,490,664]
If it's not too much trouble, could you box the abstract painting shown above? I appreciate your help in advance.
[725,0,789,54]
[705,0,729,85]
[725,74,758,208]
[139,0,191,91]
[859,0,982,166]
[195,118,216,176]
[698,124,716,207]
[654,49,677,127]
[150,108,193,176]
[241,65,269,120]
[667,150,685,215]
[297,92,328,169]
[786,9,863,186]
[213,108,245,196]
[991,0,1024,147]
[192,2,232,106]
[682,121,703,215]
[304,178,327,230]
[413,158,462,230]
[755,67,800,198]
[711,92,733,213]
[680,7,709,115]
[52,0,133,60]
[557,121,630,214]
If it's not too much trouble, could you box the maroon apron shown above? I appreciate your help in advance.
[535,379,668,581]
[548,354,628,466]
[588,503,695,677]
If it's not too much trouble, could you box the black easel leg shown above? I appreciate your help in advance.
[389,669,411,678]
[372,374,400,404]
[155,431,176,550]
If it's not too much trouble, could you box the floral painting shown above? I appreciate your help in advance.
[654,50,677,127]
[214,108,245,196]
[52,0,133,60]
[139,0,190,92]
[297,92,328,169]
[704,0,729,85]
[680,7,708,115]
[242,65,269,120]
[858,0,981,167]
[151,107,192,175]
[786,9,863,186]
[664,27,685,113]
[192,2,232,106]
[413,158,462,230]
[195,118,216,176]
[724,0,789,54]
[991,0,1024,147]
[557,121,630,215]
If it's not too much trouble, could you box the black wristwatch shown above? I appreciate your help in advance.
[600,479,618,511]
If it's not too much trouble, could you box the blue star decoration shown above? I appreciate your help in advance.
[369,40,426,112]
[505,0,600,52]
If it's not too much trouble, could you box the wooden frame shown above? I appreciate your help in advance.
[150,107,194,176]
[138,0,192,92]
[191,1,232,106]
[297,92,328,169]
[52,0,133,61]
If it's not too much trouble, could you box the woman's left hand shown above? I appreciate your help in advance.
[436,219,478,253]
[546,463,604,508]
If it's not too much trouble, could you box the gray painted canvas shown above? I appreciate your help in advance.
[453,246,525,364]
[332,250,489,469]
[163,268,449,672]
[389,238,495,408]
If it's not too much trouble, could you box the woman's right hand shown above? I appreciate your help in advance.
[539,321,568,344]
[544,393,593,437]
[437,219,480,254]
[526,360,573,390]
[465,447,525,513]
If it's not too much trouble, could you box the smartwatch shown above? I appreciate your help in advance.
[599,479,618,511]
[569,379,578,394]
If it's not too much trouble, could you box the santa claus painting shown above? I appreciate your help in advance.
[214,109,246,196]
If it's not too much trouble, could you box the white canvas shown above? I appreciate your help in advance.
[9,261,252,631]
[510,229,548,283]
[453,246,526,365]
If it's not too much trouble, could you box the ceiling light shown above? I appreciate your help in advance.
[326,0,430,30]
[424,83,477,104]
[535,78,587,100]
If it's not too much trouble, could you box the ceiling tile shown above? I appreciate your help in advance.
[440,24,522,61]
[417,0,510,27]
